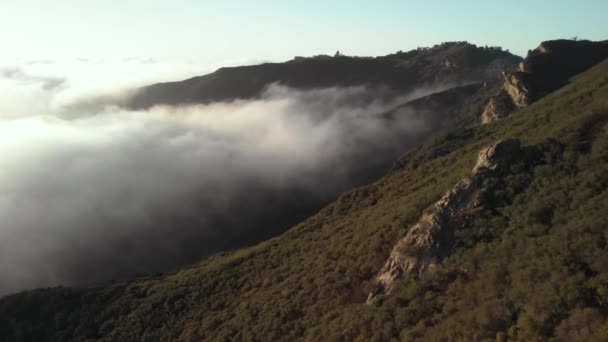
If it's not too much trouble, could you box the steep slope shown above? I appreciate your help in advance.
[2,52,608,341]
[482,39,608,123]
[367,138,524,302]
[366,136,572,305]
[127,42,519,109]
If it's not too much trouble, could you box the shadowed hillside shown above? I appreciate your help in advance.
[481,39,608,123]
[127,42,519,109]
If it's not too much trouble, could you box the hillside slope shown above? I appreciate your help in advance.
[1,50,608,341]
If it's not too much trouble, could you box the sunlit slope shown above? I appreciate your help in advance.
[1,58,608,341]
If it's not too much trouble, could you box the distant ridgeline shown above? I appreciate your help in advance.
[2,39,608,341]
[126,41,520,108]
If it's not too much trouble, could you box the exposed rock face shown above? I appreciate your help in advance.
[473,138,522,172]
[481,39,608,123]
[481,89,516,124]
[367,139,521,303]
[503,72,533,107]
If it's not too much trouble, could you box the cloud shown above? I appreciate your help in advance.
[0,67,65,90]
[0,59,446,295]
[0,57,270,119]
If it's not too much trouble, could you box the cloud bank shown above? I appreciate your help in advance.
[0,59,440,295]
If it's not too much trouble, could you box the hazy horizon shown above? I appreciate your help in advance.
[2,1,607,62]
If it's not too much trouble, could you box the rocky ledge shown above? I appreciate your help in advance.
[367,139,522,303]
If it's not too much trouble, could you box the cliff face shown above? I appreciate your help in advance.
[367,139,523,302]
[481,39,608,123]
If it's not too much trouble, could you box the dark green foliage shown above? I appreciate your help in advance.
[2,59,608,341]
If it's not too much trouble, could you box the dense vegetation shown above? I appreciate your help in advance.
[1,58,608,341]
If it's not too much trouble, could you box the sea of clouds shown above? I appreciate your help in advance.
[0,57,443,295]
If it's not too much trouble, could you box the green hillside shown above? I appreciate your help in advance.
[2,58,608,341]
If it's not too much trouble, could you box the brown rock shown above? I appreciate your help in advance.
[481,90,516,124]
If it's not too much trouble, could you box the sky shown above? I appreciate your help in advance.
[1,0,607,63]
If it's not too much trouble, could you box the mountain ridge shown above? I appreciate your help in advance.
[126,42,520,109]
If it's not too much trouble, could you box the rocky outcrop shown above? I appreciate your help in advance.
[481,89,516,124]
[502,71,534,107]
[481,71,537,123]
[481,39,608,123]
[367,139,521,303]
[472,138,522,172]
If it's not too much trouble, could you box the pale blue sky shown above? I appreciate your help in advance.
[1,1,607,61]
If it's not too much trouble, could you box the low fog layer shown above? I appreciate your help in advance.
[0,59,446,295]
